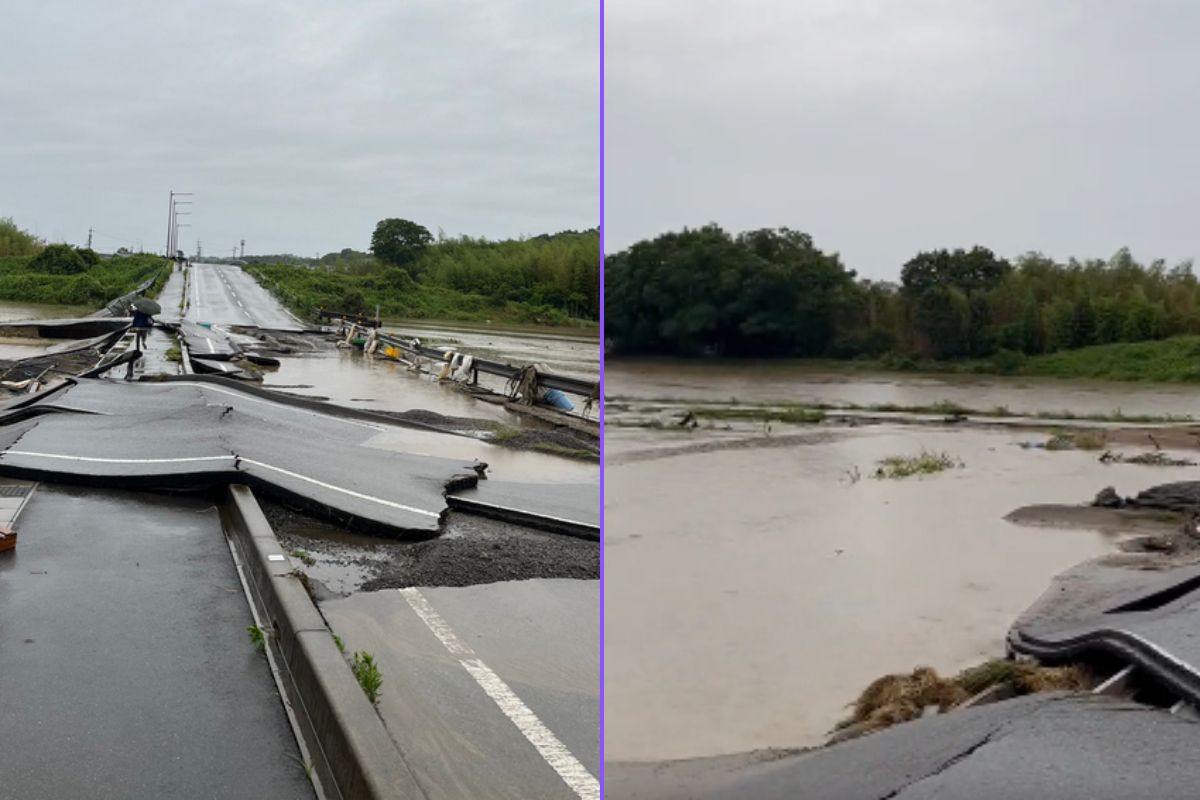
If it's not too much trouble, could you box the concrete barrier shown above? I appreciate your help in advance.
[221,484,428,800]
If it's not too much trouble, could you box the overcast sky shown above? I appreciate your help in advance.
[0,0,598,257]
[606,0,1200,280]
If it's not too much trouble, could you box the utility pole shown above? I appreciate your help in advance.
[231,246,237,259]
[165,190,193,256]
[197,240,202,259]
[239,239,245,259]
[86,228,93,249]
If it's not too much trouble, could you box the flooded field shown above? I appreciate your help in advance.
[611,359,1200,419]
[604,362,1200,763]
[0,302,94,324]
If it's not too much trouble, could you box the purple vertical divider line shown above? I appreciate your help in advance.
[598,0,607,793]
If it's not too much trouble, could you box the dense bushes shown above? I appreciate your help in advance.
[0,253,165,306]
[246,227,599,325]
[606,225,1200,360]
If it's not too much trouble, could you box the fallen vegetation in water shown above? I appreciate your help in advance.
[1099,450,1197,467]
[834,660,1091,740]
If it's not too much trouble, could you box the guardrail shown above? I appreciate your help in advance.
[319,311,598,399]
[376,331,598,398]
[316,309,381,328]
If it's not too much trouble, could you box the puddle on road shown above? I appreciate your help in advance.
[604,423,1183,762]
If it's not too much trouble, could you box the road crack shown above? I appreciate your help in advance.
[880,726,1004,799]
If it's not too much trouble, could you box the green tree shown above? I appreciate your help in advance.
[370,219,433,275]
[29,244,88,275]
[913,286,971,358]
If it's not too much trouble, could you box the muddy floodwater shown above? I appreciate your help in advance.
[612,359,1200,419]
[605,362,1200,763]
[0,301,94,324]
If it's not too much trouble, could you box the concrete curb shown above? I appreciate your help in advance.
[221,484,428,800]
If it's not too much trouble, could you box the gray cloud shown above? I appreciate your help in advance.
[606,0,1200,279]
[1,0,598,256]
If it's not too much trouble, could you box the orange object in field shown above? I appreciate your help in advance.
[0,526,15,553]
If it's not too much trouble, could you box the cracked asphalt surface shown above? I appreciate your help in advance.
[606,693,1200,799]
[0,379,478,536]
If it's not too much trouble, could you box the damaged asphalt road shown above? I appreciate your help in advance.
[606,693,1200,799]
[0,379,479,536]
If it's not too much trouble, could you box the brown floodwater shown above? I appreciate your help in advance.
[604,415,1193,762]
[263,349,515,420]
[608,359,1200,419]
[0,302,94,324]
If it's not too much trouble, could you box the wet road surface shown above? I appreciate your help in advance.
[607,693,1200,800]
[0,485,314,799]
[321,578,599,799]
[188,262,304,331]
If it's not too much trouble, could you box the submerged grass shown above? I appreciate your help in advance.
[1045,430,1107,451]
[689,405,826,424]
[873,450,962,479]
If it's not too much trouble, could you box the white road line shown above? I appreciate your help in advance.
[238,458,439,518]
[399,587,599,800]
[1,450,438,518]
[4,452,233,464]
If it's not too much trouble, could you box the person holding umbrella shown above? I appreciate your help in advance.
[130,294,161,350]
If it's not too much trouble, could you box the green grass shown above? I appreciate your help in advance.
[245,261,598,329]
[247,625,266,652]
[874,450,963,479]
[290,548,316,566]
[801,336,1200,384]
[164,344,182,363]
[0,254,166,307]
[351,651,383,704]
[332,634,346,654]
[1045,430,1107,451]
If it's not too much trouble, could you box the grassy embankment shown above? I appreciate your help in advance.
[245,231,600,329]
[786,335,1200,383]
[0,254,167,307]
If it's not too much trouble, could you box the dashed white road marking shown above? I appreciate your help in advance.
[399,587,599,800]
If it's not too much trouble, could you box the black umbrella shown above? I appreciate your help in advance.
[132,297,161,315]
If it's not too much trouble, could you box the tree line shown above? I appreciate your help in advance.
[605,224,1200,360]
[246,219,600,325]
